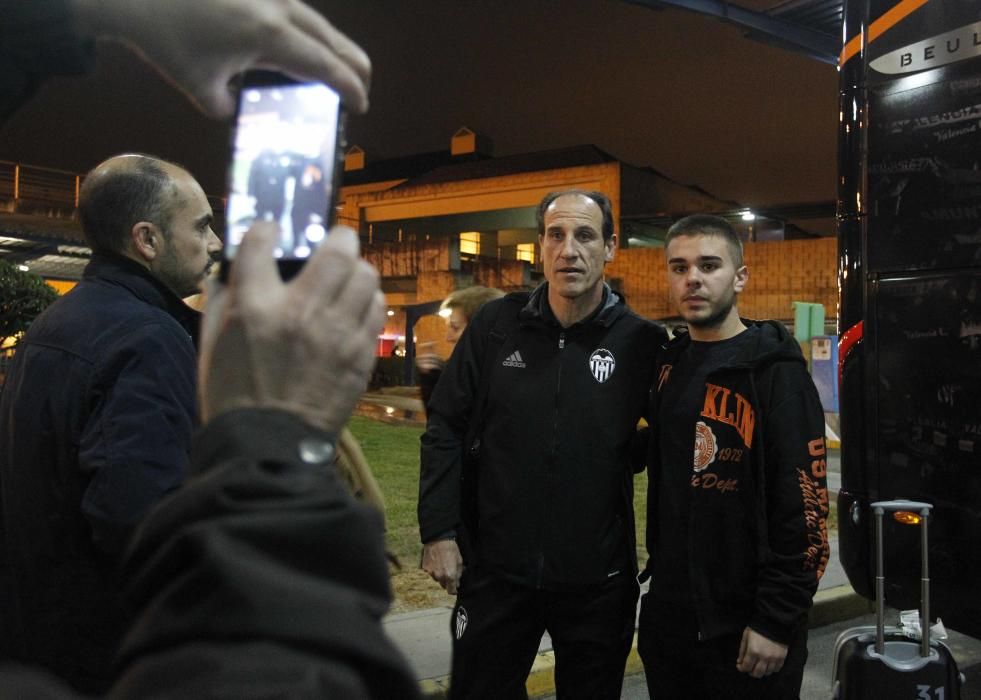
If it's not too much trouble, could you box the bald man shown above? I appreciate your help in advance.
[0,154,221,693]
[419,191,665,699]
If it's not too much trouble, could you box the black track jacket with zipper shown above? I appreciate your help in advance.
[419,283,664,590]
[645,320,830,644]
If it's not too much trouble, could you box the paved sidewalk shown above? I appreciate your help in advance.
[384,516,852,698]
[384,531,867,699]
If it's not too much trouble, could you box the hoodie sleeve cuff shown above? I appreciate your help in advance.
[192,408,338,477]
[746,612,803,647]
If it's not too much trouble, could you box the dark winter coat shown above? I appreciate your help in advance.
[0,253,200,692]
[420,284,665,590]
[111,409,421,698]
[0,410,420,699]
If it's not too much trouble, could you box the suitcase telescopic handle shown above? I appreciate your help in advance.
[870,500,933,658]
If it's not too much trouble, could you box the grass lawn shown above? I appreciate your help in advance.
[347,415,425,564]
[347,415,836,613]
[346,415,453,612]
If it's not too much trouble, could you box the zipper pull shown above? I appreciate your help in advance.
[558,332,565,349]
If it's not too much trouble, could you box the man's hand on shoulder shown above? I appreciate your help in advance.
[736,627,788,679]
[421,539,464,595]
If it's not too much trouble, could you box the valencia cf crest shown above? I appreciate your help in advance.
[589,348,616,383]
[455,607,469,640]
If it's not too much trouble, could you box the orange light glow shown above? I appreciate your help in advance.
[893,511,922,526]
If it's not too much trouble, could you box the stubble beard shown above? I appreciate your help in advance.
[158,251,202,299]
[685,293,736,331]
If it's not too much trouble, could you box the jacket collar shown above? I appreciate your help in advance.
[519,282,625,329]
[661,319,804,370]
[83,252,202,342]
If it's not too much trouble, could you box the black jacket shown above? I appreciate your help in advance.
[111,409,420,699]
[0,253,200,692]
[0,410,420,699]
[645,320,830,644]
[420,284,664,589]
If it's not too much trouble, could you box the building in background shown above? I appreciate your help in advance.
[0,130,836,364]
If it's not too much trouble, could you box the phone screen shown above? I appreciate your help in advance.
[224,77,343,270]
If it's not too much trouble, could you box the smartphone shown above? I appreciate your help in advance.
[222,71,346,281]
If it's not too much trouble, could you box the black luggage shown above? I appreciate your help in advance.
[832,500,963,698]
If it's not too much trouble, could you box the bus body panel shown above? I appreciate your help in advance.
[839,0,981,636]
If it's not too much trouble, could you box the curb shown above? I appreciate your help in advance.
[808,584,872,629]
[417,585,867,699]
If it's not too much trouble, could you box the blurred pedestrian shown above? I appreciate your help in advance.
[415,285,504,415]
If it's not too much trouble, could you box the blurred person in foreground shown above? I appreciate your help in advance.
[1,0,376,691]
[187,269,386,519]
[3,225,419,698]
[415,286,504,415]
[0,0,371,125]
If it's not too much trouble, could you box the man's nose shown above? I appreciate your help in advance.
[559,234,579,258]
[207,228,223,251]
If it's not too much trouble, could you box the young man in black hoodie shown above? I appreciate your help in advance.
[638,215,830,699]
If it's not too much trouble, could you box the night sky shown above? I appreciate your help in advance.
[0,0,839,213]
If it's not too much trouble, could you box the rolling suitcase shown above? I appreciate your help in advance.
[832,500,963,698]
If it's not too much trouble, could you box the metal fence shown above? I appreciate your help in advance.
[0,160,227,229]
[0,161,80,210]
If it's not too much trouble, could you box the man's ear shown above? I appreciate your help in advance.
[604,233,617,263]
[129,221,162,263]
[734,265,749,293]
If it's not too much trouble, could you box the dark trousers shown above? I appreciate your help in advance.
[448,568,639,700]
[637,594,808,700]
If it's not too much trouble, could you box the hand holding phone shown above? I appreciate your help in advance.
[201,223,385,432]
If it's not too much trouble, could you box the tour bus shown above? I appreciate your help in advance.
[836,0,981,636]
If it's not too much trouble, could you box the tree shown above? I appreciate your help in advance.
[0,259,59,352]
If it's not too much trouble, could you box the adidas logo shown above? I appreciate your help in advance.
[502,350,527,368]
